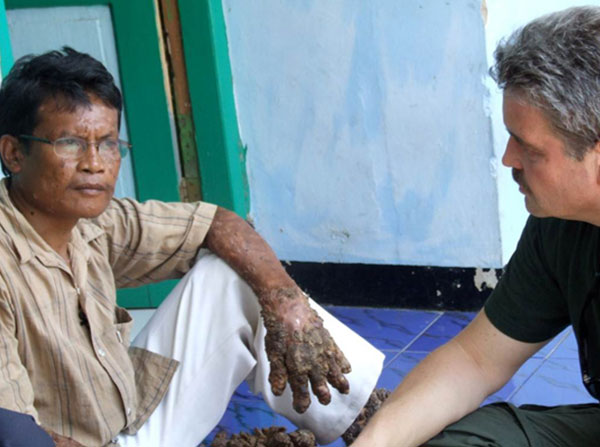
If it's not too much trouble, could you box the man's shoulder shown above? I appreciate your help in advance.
[94,197,134,220]
[507,217,600,289]
[92,197,217,230]
[526,216,597,250]
[85,197,140,234]
[0,228,17,266]
[0,207,34,265]
[528,215,588,231]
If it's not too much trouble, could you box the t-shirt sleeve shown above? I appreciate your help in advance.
[485,216,569,343]
[92,198,217,288]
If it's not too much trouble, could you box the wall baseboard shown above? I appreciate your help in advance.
[282,261,502,311]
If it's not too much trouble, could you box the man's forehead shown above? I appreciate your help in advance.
[38,93,95,115]
[35,94,119,128]
[502,92,551,128]
[502,88,535,109]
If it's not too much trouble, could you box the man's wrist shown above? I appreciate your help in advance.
[258,286,310,316]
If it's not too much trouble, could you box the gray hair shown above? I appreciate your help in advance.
[490,6,600,160]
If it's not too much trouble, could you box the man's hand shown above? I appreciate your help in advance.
[203,207,352,412]
[44,427,84,447]
[261,287,351,413]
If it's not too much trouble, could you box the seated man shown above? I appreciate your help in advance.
[351,6,600,447]
[0,48,384,446]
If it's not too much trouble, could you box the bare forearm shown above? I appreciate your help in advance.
[203,207,351,412]
[203,207,296,301]
[353,310,546,447]
[352,339,493,447]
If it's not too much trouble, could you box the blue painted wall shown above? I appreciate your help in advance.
[224,0,502,267]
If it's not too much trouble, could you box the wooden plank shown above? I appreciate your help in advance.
[178,0,249,217]
[158,0,202,202]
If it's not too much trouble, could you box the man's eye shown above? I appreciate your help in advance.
[523,146,543,160]
[56,138,82,152]
[99,139,119,150]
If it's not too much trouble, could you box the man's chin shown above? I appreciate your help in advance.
[74,197,113,219]
[524,197,550,218]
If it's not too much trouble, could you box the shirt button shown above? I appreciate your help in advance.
[98,348,106,357]
[127,407,132,415]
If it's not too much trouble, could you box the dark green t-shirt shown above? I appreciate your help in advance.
[485,215,600,343]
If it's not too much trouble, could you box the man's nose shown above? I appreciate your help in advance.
[502,137,523,169]
[79,142,106,173]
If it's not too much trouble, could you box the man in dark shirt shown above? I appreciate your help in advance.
[352,6,600,447]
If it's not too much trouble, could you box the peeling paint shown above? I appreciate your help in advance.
[480,0,488,26]
[489,156,498,179]
[226,2,501,266]
[154,0,174,116]
[473,267,498,292]
[330,228,351,241]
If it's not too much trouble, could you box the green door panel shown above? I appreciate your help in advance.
[178,0,249,217]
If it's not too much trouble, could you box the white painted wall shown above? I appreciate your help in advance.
[223,0,585,268]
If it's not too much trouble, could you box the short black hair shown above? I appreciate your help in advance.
[0,46,122,176]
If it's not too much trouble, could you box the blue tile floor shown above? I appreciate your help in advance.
[184,306,591,446]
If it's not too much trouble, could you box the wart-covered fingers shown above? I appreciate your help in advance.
[262,294,352,413]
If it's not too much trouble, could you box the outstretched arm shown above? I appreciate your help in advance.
[351,310,548,447]
[202,206,351,413]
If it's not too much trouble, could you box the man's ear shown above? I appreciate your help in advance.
[0,135,25,175]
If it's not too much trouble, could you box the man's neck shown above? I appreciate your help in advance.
[8,186,76,263]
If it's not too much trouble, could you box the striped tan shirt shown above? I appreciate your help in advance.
[0,179,216,446]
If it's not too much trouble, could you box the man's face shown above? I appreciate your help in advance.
[502,92,600,222]
[10,94,121,225]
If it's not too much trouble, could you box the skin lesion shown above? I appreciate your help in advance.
[262,287,351,413]
[203,208,352,413]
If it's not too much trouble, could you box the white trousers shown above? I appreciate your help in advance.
[118,252,384,447]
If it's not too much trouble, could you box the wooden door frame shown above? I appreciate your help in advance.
[178,0,248,217]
